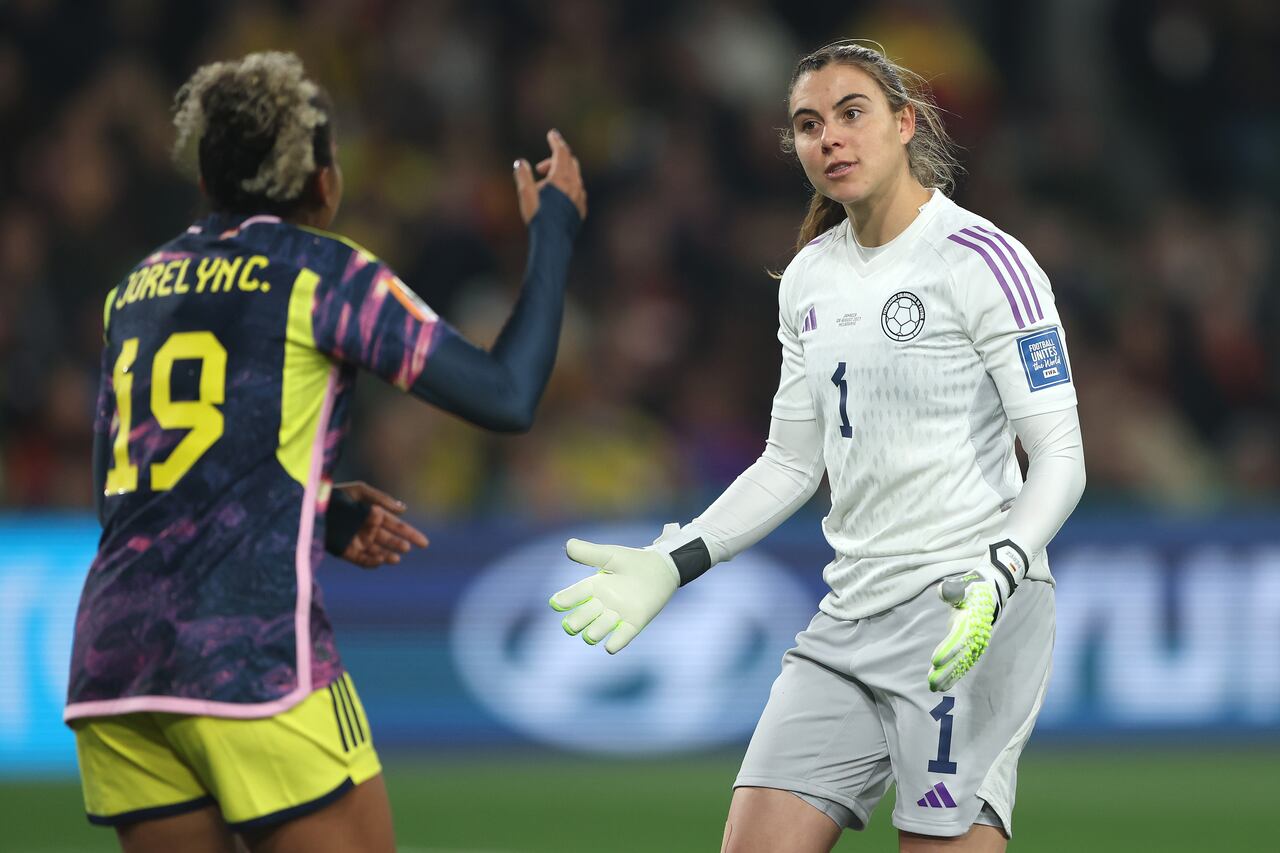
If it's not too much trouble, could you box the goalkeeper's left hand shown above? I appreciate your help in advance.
[548,539,679,654]
[928,543,1026,692]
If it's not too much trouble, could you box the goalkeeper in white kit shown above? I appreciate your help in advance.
[549,41,1085,853]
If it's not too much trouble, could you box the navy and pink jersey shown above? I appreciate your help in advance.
[65,190,579,720]
[64,212,446,719]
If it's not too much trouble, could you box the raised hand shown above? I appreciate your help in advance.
[513,129,588,224]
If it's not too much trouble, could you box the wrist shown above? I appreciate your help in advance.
[650,523,712,587]
[986,539,1029,601]
[532,185,582,235]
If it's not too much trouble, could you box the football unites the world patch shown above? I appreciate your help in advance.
[1017,327,1071,390]
[881,291,925,341]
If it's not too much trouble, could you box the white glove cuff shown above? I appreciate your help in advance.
[987,539,1029,602]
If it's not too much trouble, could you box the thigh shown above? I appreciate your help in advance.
[73,713,214,827]
[735,612,894,832]
[873,580,1055,840]
[241,774,394,853]
[116,804,239,853]
[723,786,842,853]
[164,673,386,836]
[899,824,1007,853]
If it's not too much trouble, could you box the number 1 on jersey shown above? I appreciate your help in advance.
[831,362,853,438]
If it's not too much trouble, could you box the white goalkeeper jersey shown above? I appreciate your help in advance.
[772,189,1077,619]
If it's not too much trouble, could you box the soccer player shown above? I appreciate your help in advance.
[66,52,586,853]
[549,42,1084,853]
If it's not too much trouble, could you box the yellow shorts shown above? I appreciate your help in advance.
[71,673,381,830]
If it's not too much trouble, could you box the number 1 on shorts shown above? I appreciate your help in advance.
[928,696,958,774]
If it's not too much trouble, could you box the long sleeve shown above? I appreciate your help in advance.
[408,187,581,431]
[309,184,581,432]
[655,415,826,584]
[990,406,1086,579]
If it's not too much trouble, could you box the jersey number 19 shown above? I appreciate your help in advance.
[105,331,227,494]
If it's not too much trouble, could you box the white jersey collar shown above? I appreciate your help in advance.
[846,188,947,270]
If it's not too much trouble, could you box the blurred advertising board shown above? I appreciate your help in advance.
[2,513,1277,775]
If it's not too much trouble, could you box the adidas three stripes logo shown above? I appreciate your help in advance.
[916,781,958,809]
[328,675,366,752]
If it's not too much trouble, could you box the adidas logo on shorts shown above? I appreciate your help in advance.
[916,781,958,809]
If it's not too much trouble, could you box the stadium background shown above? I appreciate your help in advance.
[0,0,1276,850]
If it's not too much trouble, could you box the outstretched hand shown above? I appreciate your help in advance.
[513,129,588,223]
[334,481,429,569]
[548,538,679,654]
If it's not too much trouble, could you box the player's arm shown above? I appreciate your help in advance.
[549,414,825,652]
[929,228,1086,691]
[549,263,823,653]
[313,130,586,432]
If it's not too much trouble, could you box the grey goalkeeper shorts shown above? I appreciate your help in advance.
[735,578,1054,839]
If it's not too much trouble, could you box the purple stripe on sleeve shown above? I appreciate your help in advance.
[947,233,1026,328]
[935,783,958,808]
[924,790,944,808]
[975,225,1044,320]
[961,227,1036,322]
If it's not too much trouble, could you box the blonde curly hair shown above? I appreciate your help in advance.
[172,51,332,213]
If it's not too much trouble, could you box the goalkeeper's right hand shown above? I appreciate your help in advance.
[548,539,679,654]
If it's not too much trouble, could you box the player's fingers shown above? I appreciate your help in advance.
[535,157,552,175]
[604,622,640,654]
[372,526,413,554]
[335,481,408,513]
[938,573,976,607]
[545,128,569,171]
[348,549,380,568]
[513,158,539,223]
[930,616,967,670]
[562,597,605,636]
[380,515,429,548]
[582,608,620,646]
[928,661,961,693]
[549,576,595,611]
[360,483,407,513]
[565,538,617,570]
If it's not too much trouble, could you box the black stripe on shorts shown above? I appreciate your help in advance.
[87,795,217,826]
[329,683,349,752]
[337,675,365,744]
[227,778,355,832]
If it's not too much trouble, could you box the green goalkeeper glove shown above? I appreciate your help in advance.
[928,541,1027,692]
[548,538,679,654]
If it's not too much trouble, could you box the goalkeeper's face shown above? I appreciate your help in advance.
[788,63,915,209]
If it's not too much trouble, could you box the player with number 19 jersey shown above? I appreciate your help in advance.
[773,189,1076,620]
[66,212,453,719]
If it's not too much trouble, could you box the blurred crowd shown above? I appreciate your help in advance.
[1,0,1277,521]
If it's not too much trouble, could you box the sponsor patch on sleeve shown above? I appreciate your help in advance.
[1017,327,1071,391]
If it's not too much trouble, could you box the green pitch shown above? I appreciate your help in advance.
[3,746,1270,851]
